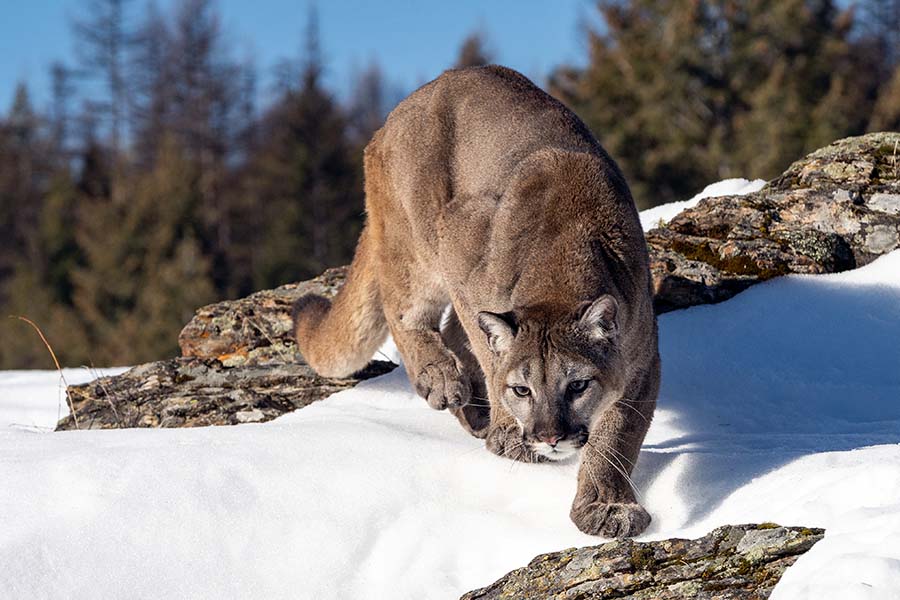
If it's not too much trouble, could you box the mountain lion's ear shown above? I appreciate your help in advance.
[477,311,517,354]
[575,295,618,341]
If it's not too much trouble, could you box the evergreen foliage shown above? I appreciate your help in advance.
[550,0,895,208]
[455,31,493,68]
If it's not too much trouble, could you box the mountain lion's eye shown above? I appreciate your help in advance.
[511,386,532,397]
[568,379,590,393]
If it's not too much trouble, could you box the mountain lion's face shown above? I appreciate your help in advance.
[477,296,624,461]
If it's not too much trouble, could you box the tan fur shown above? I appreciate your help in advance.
[293,66,660,537]
[291,226,388,378]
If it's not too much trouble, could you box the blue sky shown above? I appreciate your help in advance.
[0,0,596,112]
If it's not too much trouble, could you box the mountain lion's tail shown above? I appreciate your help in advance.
[292,227,388,378]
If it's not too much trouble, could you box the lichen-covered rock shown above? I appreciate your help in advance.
[56,357,394,430]
[461,524,824,600]
[649,132,900,312]
[57,266,397,431]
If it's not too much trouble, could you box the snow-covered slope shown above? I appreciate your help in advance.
[1,194,898,599]
[0,368,126,433]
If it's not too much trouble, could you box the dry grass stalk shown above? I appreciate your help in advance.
[10,315,80,430]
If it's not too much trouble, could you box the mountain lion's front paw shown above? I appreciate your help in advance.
[570,499,650,538]
[485,423,547,463]
[414,360,469,410]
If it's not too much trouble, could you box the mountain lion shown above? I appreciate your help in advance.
[293,66,660,537]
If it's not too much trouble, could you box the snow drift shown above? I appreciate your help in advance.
[638,177,765,231]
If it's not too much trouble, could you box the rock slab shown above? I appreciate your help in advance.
[57,268,395,430]
[461,524,824,600]
[57,358,395,430]
[648,132,900,312]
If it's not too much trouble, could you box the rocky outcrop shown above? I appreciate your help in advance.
[462,524,824,600]
[57,268,395,430]
[648,132,900,312]
[57,133,900,431]
[57,358,394,430]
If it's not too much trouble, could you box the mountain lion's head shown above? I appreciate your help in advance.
[477,296,624,460]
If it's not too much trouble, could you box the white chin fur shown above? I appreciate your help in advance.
[532,440,579,461]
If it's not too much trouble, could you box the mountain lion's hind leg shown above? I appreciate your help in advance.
[379,263,471,412]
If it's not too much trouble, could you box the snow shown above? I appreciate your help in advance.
[0,368,126,433]
[639,177,766,231]
[1,186,899,599]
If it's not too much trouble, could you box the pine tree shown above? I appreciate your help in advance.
[130,1,173,169]
[0,85,44,280]
[73,0,133,153]
[455,31,493,68]
[167,0,245,291]
[347,60,388,146]
[551,0,884,208]
[0,267,91,369]
[551,0,725,207]
[70,136,215,364]
[0,171,90,369]
[49,62,75,156]
[247,73,362,287]
[238,12,363,290]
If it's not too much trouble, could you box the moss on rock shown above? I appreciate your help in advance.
[462,524,824,600]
